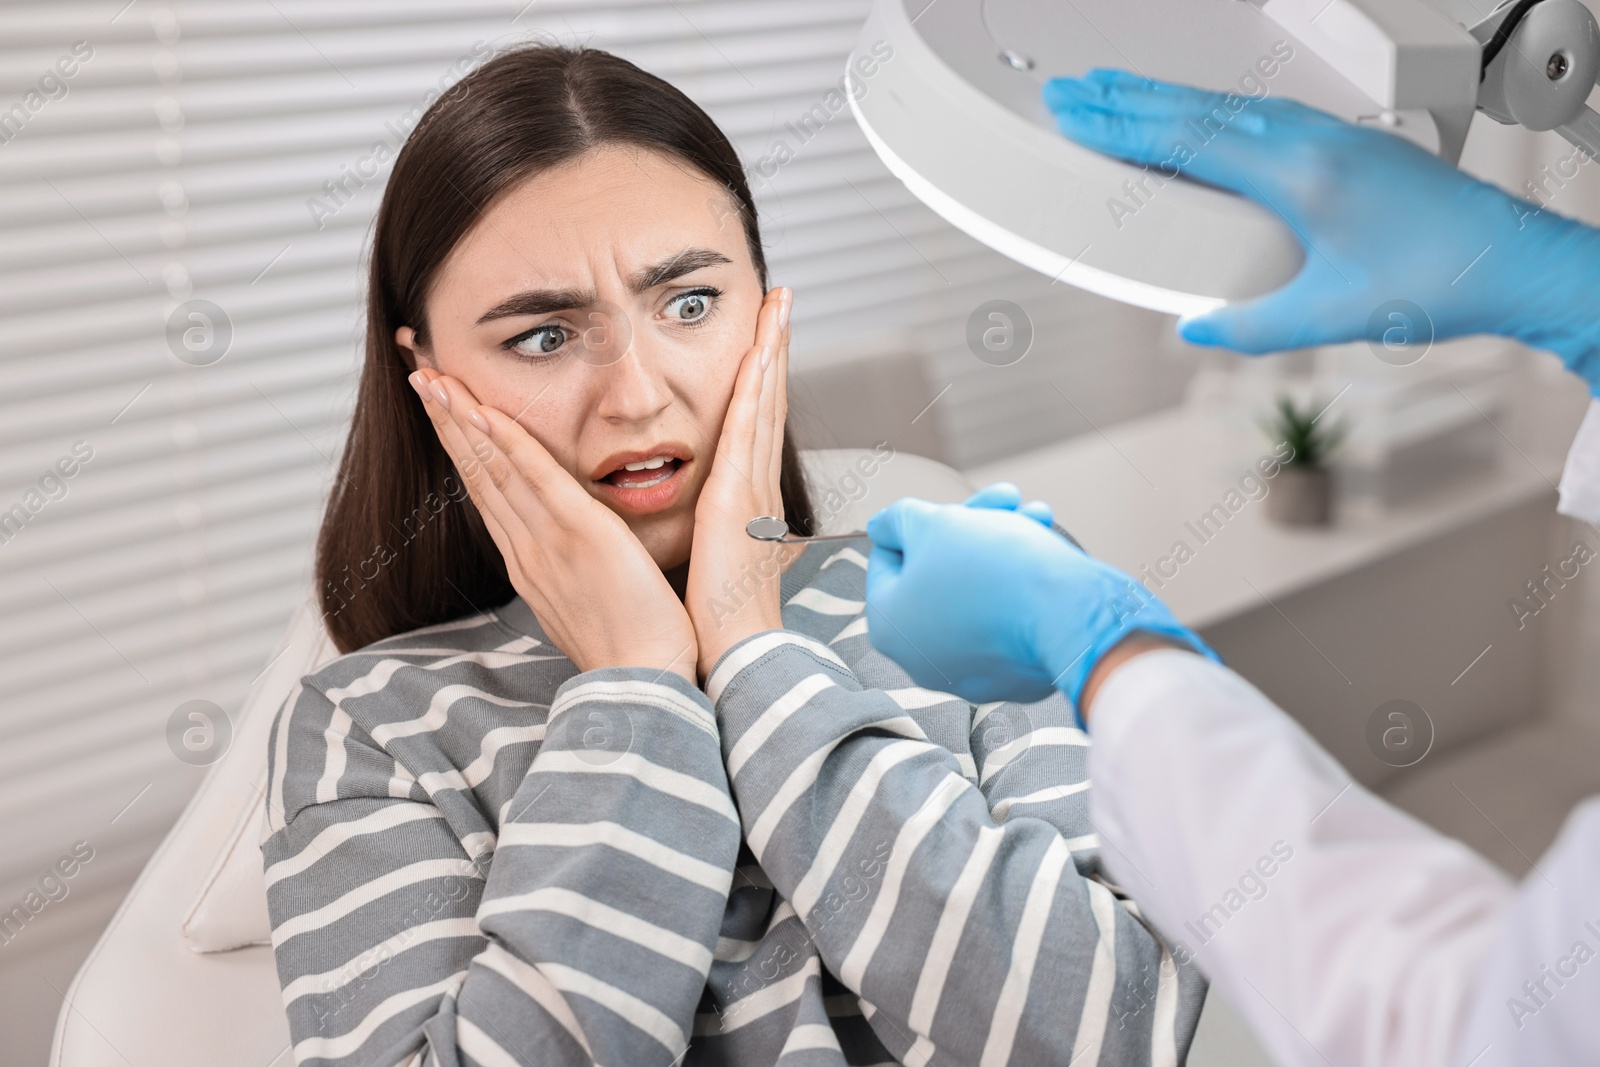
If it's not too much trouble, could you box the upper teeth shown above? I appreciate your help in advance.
[623,456,670,471]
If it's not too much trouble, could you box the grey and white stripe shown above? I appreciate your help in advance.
[262,539,1206,1066]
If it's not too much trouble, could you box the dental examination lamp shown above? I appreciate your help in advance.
[848,0,1600,316]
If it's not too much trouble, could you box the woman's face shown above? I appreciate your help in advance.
[398,144,767,572]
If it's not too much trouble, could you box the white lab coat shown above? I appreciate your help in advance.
[1088,399,1600,1067]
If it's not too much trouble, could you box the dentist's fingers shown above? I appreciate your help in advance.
[1044,68,1214,117]
[865,496,942,554]
[1178,265,1343,353]
[1018,499,1054,526]
[963,482,1023,510]
[1042,69,1340,203]
[960,483,1052,526]
[865,542,904,603]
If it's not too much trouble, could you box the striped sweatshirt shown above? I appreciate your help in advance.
[262,537,1207,1066]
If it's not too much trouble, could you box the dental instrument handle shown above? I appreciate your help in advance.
[746,516,867,543]
[747,514,1084,550]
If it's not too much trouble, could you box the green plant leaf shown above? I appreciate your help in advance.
[1261,393,1349,468]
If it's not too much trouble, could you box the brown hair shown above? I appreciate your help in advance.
[316,41,815,654]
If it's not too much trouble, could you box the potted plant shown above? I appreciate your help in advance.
[1262,394,1347,527]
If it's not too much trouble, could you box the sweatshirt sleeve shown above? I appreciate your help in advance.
[261,666,740,1067]
[705,630,1207,1066]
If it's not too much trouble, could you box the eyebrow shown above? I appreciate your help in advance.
[472,247,734,326]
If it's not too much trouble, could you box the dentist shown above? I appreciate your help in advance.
[865,72,1600,1067]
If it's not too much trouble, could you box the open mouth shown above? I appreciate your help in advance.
[601,456,683,490]
[591,448,693,516]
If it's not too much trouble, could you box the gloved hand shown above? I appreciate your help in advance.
[865,495,1219,718]
[1042,69,1600,395]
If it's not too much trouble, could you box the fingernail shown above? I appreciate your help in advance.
[408,370,426,394]
[760,345,773,370]
[467,407,490,433]
[777,288,791,331]
[430,380,451,410]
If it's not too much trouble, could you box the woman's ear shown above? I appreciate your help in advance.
[395,326,435,372]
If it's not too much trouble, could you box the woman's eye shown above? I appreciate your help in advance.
[666,287,719,325]
[505,324,569,361]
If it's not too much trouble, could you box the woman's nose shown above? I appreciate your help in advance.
[592,333,673,424]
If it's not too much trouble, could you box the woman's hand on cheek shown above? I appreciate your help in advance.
[409,369,699,684]
[686,286,794,680]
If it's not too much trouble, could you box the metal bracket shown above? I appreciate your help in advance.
[1469,0,1600,158]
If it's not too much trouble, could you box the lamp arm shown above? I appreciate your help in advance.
[1558,106,1600,161]
[1263,0,1482,160]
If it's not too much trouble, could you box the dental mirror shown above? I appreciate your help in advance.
[745,516,868,544]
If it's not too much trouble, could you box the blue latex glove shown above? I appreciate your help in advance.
[1042,69,1600,395]
[962,480,1054,527]
[865,496,1219,718]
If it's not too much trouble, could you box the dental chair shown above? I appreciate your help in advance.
[48,448,989,1067]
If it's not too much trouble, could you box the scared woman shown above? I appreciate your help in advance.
[262,41,1206,1067]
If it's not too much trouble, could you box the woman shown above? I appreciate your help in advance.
[262,42,1206,1067]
